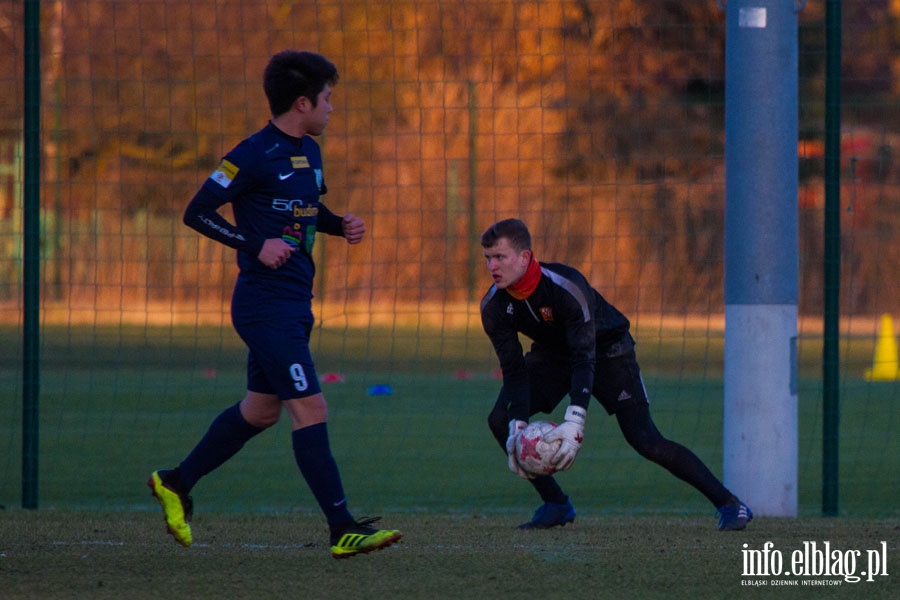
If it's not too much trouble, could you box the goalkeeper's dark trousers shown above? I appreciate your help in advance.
[615,402,735,508]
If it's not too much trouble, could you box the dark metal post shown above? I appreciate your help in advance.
[822,0,842,517]
[22,0,42,509]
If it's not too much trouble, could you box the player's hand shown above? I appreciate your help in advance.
[506,420,534,479]
[342,213,366,244]
[258,238,294,269]
[545,405,586,471]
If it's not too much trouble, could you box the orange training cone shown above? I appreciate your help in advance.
[864,314,900,381]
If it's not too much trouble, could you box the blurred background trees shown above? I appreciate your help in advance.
[0,1,897,316]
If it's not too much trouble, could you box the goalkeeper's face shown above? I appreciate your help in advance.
[483,237,531,289]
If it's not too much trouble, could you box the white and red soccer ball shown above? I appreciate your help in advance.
[514,420,561,476]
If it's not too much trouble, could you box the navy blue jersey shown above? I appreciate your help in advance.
[480,262,632,421]
[184,122,344,302]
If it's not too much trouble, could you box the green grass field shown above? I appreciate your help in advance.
[1,323,898,597]
[0,511,896,599]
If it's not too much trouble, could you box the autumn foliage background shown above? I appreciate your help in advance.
[1,1,898,322]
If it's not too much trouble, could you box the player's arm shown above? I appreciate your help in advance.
[481,297,533,478]
[544,287,596,470]
[495,352,533,479]
[482,316,530,421]
[183,185,265,259]
[565,305,596,412]
[184,188,288,270]
[317,203,365,244]
[184,148,269,256]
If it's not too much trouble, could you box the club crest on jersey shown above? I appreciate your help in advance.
[506,303,514,315]
[210,159,239,188]
[540,307,554,322]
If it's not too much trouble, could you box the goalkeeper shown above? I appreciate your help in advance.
[479,218,752,531]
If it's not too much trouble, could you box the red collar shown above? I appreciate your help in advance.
[507,256,541,299]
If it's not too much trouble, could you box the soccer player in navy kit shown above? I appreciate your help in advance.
[479,218,752,531]
[148,50,401,558]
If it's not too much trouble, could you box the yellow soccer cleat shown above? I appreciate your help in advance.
[330,517,402,559]
[147,470,193,547]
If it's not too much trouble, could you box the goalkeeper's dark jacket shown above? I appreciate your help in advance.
[480,262,632,422]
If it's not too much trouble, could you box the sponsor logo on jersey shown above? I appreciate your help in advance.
[271,198,319,217]
[210,159,239,188]
[291,156,310,169]
[282,225,302,248]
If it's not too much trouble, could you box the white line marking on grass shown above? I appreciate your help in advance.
[51,541,126,546]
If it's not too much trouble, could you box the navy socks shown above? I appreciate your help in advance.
[292,423,354,529]
[177,402,263,492]
[172,403,353,531]
[530,474,569,505]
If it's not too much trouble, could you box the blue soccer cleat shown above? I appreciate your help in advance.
[717,499,753,531]
[518,496,576,529]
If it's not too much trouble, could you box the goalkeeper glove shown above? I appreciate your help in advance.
[545,405,586,471]
[506,420,534,479]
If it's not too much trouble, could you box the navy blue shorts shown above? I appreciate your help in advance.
[231,287,322,401]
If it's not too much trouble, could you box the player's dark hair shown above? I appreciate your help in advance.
[480,218,532,252]
[264,50,339,116]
